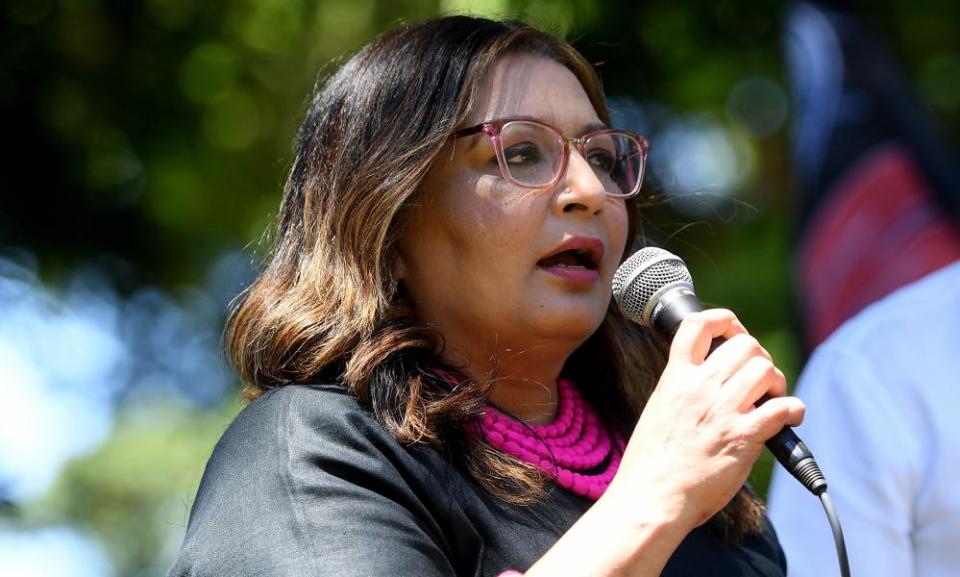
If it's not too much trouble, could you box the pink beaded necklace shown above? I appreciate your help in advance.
[474,377,625,501]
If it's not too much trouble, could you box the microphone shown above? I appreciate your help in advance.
[613,247,828,496]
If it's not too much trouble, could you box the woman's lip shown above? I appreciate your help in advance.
[537,263,601,284]
[539,236,606,267]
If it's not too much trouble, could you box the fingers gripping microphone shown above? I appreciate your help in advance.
[613,247,828,496]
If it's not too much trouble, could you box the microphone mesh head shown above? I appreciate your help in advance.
[612,247,693,325]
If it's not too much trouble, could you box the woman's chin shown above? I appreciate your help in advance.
[530,305,606,342]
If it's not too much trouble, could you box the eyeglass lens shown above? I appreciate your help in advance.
[498,121,644,196]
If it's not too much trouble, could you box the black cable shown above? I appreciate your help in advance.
[818,490,851,577]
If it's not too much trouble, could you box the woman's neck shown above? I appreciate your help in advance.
[438,334,579,424]
[466,349,567,424]
[487,374,561,424]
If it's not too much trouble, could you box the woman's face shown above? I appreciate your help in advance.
[398,53,630,373]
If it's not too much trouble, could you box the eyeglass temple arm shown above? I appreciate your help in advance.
[452,123,490,139]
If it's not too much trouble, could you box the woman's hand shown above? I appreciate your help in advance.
[526,309,804,577]
[606,308,805,531]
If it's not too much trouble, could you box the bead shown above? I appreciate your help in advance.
[572,476,588,495]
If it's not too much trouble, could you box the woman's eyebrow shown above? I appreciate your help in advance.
[458,118,609,154]
[499,115,608,135]
[581,121,608,134]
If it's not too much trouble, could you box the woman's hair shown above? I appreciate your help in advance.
[225,15,762,541]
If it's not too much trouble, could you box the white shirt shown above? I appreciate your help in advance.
[767,260,960,577]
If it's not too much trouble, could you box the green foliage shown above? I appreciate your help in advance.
[23,396,244,576]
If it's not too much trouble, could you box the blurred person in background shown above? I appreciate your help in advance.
[168,16,804,577]
[769,2,960,575]
[769,260,960,577]
[784,0,960,352]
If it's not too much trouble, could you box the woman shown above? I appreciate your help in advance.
[169,16,803,577]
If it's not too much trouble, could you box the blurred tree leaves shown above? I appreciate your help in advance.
[5,0,958,288]
[19,396,243,577]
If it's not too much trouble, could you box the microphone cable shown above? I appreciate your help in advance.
[819,490,850,577]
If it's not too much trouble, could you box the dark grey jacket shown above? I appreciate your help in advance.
[168,383,787,576]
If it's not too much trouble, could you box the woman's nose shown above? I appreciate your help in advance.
[556,148,607,215]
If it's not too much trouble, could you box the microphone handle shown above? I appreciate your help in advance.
[651,292,828,495]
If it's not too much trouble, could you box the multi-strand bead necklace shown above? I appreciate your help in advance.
[474,377,625,500]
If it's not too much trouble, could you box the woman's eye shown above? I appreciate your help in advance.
[503,143,543,165]
[587,149,615,173]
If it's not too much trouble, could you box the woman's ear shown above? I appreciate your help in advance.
[395,253,408,282]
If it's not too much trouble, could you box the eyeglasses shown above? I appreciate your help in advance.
[453,117,648,198]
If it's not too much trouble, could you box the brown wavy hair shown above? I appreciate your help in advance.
[225,15,763,541]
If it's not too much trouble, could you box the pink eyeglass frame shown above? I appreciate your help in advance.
[452,117,649,198]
